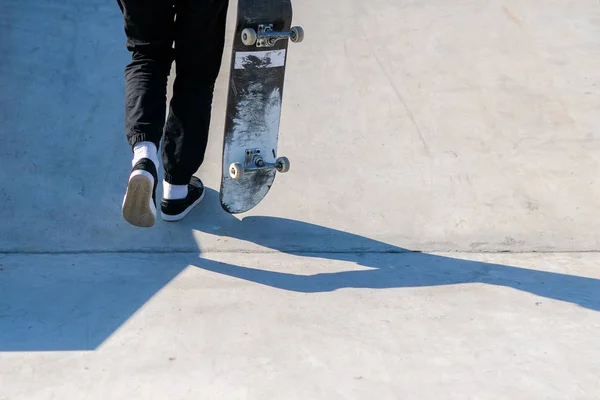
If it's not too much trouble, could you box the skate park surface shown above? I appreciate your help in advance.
[1,0,600,398]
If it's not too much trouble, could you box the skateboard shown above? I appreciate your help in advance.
[219,0,304,214]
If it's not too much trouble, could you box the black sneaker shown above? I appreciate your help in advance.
[160,176,205,222]
[122,158,158,228]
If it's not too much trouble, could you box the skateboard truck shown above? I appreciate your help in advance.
[241,24,304,48]
[229,149,290,180]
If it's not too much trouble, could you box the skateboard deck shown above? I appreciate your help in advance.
[219,0,303,214]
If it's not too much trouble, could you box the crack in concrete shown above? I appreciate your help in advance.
[0,250,599,256]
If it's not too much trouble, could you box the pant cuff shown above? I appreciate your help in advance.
[163,172,191,186]
[127,133,160,151]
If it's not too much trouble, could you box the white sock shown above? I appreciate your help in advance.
[132,141,159,169]
[163,181,188,200]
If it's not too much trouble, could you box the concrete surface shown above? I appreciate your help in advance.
[2,0,599,253]
[1,252,600,399]
[1,0,600,398]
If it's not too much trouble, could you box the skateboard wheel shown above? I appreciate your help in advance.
[276,157,290,173]
[290,26,304,43]
[229,162,244,180]
[241,28,257,46]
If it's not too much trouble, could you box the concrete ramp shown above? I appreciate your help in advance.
[1,0,599,253]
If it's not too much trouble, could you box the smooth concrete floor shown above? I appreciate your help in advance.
[1,252,600,399]
[1,0,599,398]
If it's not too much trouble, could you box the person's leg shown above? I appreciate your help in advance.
[159,0,229,221]
[118,0,175,151]
[161,0,229,187]
[117,0,175,227]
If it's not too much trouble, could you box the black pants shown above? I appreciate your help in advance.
[117,0,229,185]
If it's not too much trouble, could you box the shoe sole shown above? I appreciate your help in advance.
[122,170,156,228]
[161,189,205,222]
